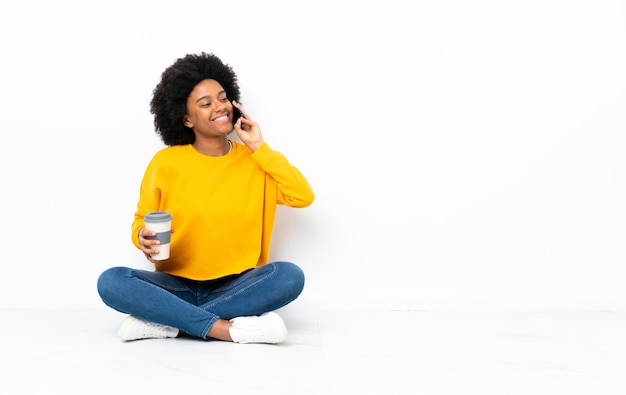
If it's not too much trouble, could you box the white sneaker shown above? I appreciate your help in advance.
[229,312,288,344]
[118,315,179,341]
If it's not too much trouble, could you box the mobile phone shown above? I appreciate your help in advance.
[233,104,244,130]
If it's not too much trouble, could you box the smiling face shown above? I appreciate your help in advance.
[183,79,235,139]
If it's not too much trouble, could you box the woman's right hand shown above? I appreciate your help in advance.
[138,227,159,263]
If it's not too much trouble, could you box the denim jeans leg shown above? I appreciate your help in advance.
[199,261,305,320]
[97,261,305,340]
[97,267,219,339]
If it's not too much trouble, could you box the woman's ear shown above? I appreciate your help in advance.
[183,117,192,128]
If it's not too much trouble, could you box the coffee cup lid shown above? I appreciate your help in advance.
[144,211,172,222]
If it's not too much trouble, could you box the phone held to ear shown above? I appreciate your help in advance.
[233,104,244,130]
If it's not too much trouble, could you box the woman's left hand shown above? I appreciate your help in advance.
[233,101,265,152]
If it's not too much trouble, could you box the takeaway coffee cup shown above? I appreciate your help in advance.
[144,211,172,260]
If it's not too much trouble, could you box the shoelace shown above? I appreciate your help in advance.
[140,321,170,336]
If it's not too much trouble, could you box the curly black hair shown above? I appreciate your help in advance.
[150,53,241,146]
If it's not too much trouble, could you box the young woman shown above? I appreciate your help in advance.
[97,53,314,344]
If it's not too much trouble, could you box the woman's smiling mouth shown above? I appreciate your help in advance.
[212,115,229,123]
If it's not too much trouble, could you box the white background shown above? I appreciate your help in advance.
[0,0,624,311]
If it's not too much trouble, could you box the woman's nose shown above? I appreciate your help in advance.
[214,100,227,111]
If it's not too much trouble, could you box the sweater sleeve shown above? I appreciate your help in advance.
[130,155,163,250]
[251,143,315,208]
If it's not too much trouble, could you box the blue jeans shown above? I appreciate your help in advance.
[96,261,305,339]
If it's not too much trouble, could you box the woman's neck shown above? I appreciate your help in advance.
[192,137,231,157]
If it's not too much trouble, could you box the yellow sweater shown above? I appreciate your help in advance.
[131,141,314,280]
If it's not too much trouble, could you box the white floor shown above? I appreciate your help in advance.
[2,303,626,395]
